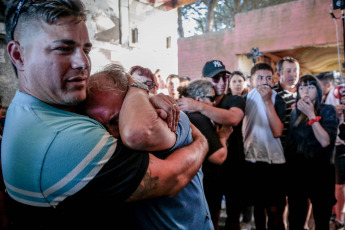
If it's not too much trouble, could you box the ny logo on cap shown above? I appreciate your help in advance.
[213,61,223,68]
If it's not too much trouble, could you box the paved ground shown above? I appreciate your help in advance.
[218,201,256,230]
[218,204,343,230]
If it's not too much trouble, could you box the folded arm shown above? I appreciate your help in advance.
[119,87,177,151]
[177,97,243,126]
[298,99,330,147]
[265,100,284,138]
[207,138,227,165]
[310,121,331,147]
[207,125,232,165]
[201,105,244,126]
[259,86,283,138]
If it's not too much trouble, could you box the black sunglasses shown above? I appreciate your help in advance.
[202,95,216,102]
[143,81,156,90]
[212,73,229,84]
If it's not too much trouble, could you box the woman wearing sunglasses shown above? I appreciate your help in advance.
[179,79,233,230]
[129,65,158,95]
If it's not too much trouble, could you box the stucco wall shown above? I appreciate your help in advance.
[85,0,178,77]
[0,0,178,111]
[178,0,338,79]
[0,35,17,113]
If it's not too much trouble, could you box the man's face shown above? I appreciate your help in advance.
[319,80,332,97]
[251,70,273,88]
[167,77,180,98]
[17,16,92,106]
[83,76,125,138]
[279,61,300,88]
[211,72,229,95]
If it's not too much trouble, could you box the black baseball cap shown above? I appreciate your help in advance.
[202,60,231,78]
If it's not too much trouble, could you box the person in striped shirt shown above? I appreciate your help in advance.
[272,56,301,229]
[273,56,300,150]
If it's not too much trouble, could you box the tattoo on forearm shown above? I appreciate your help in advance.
[130,166,159,201]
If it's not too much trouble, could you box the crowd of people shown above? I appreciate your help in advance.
[0,0,343,230]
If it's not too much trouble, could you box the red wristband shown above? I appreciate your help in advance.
[308,116,321,126]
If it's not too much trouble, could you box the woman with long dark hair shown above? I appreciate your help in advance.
[228,71,249,96]
[286,74,338,229]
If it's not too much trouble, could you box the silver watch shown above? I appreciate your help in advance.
[130,81,149,93]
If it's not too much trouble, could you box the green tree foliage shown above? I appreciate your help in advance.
[178,0,296,37]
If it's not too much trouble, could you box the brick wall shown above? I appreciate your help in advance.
[178,0,338,79]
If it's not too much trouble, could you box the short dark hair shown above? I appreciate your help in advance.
[5,0,87,43]
[180,76,191,82]
[250,63,274,76]
[276,56,299,73]
[166,74,180,82]
[316,71,334,84]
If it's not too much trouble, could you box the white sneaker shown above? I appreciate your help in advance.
[335,220,345,230]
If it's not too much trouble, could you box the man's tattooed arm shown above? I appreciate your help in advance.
[126,124,208,201]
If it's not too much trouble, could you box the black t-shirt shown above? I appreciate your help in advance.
[187,112,223,159]
[186,112,224,194]
[218,94,246,166]
[6,139,149,230]
[216,94,246,191]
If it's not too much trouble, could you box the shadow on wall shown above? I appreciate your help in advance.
[0,36,18,115]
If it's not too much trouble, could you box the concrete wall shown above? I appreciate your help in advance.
[0,0,178,111]
[0,24,17,113]
[178,0,338,79]
[86,0,179,77]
